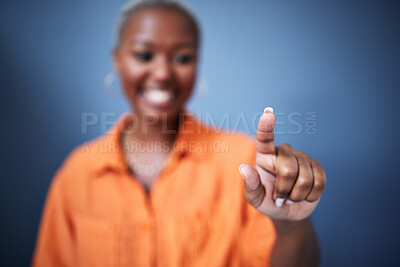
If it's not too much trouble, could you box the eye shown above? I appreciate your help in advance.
[173,54,194,64]
[134,52,153,62]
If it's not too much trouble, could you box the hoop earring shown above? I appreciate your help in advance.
[103,72,121,99]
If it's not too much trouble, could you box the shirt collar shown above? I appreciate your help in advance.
[90,111,210,176]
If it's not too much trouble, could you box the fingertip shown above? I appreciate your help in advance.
[285,199,294,205]
[264,107,274,114]
[275,198,285,207]
[240,164,261,191]
[261,106,275,120]
[259,111,276,132]
[238,164,245,178]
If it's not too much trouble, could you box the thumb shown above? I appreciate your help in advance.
[239,164,265,208]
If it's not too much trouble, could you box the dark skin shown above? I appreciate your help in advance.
[113,7,198,189]
[241,111,325,266]
[113,7,326,267]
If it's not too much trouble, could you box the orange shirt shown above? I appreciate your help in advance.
[32,112,276,267]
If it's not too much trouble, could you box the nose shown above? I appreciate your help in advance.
[152,56,173,83]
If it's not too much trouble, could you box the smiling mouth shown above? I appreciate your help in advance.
[141,87,178,107]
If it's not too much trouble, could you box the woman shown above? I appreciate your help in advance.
[32,0,326,266]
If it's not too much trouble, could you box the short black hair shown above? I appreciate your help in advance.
[114,0,200,48]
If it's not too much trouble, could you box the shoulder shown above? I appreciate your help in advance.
[47,133,120,210]
[61,135,111,172]
[52,133,117,187]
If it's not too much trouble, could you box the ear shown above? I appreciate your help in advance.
[112,47,121,74]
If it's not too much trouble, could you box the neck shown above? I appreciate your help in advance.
[127,110,183,145]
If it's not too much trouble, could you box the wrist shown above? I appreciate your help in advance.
[272,217,312,236]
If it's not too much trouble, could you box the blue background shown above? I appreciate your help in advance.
[1,0,399,266]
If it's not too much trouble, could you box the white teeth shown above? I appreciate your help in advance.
[143,88,173,104]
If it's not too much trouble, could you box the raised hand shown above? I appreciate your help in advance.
[239,107,326,221]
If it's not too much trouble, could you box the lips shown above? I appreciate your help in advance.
[141,87,178,108]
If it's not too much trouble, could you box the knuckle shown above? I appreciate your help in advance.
[245,189,264,207]
[297,153,313,166]
[312,159,327,180]
[313,180,326,192]
[297,177,313,190]
[321,169,327,180]
[288,195,303,202]
[256,133,274,143]
[279,166,298,180]
[306,195,319,202]
[296,150,307,158]
[312,159,323,169]
[280,143,292,150]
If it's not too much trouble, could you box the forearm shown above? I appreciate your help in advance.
[270,217,319,267]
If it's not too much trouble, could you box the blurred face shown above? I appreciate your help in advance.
[113,7,198,119]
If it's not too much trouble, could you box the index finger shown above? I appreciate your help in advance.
[256,107,276,155]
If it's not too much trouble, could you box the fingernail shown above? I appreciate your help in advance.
[239,164,245,178]
[264,107,274,114]
[285,199,294,205]
[275,198,285,207]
